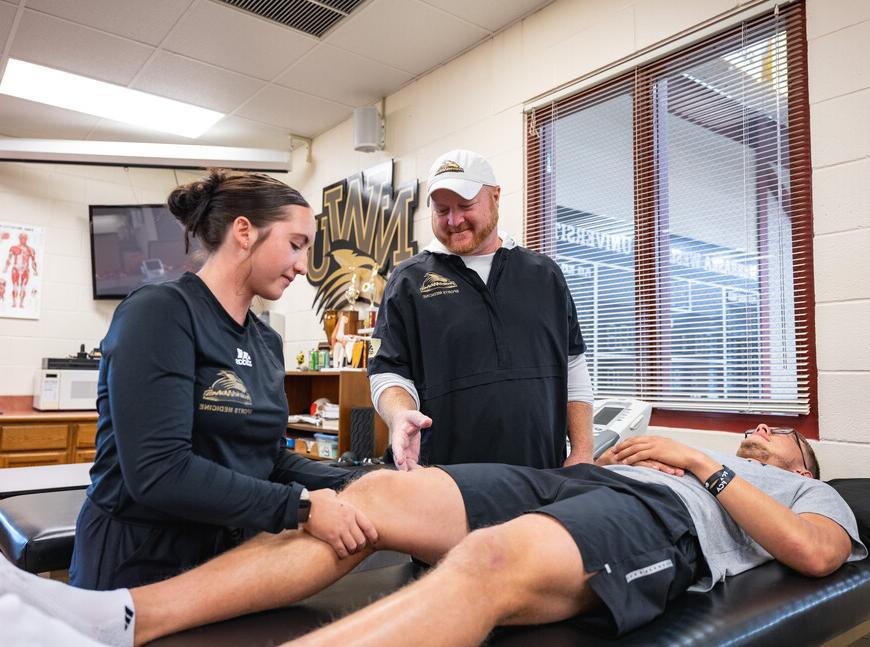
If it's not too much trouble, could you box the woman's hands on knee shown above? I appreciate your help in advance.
[302,489,379,558]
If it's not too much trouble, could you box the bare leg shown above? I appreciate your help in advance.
[289,513,598,647]
[133,468,468,645]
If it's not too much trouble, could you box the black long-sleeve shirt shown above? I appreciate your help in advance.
[86,272,349,532]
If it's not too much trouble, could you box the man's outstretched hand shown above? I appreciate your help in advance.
[390,410,432,471]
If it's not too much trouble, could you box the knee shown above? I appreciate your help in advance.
[440,526,519,584]
[338,469,399,511]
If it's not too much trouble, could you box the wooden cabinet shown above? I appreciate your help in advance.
[0,423,69,452]
[72,422,98,463]
[0,398,98,468]
[75,450,97,463]
[0,450,69,468]
[284,370,387,460]
[0,423,72,467]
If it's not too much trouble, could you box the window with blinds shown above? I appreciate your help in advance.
[525,3,815,428]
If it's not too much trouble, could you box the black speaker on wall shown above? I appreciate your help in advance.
[350,407,375,459]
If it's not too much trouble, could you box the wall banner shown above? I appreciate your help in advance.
[307,160,417,319]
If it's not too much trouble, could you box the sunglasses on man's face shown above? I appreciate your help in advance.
[744,427,809,473]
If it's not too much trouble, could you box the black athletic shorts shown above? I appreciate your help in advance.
[439,462,706,636]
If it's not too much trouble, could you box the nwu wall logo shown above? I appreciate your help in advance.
[307,160,418,319]
[235,348,252,367]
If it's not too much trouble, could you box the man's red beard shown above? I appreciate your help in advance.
[442,216,497,254]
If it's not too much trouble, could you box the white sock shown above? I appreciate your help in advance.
[0,554,135,647]
[0,593,109,646]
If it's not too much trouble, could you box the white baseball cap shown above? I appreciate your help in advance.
[426,149,498,204]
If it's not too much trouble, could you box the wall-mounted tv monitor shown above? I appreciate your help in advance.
[89,204,205,300]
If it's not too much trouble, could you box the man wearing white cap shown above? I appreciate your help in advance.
[368,149,594,470]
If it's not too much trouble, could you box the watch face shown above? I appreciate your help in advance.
[298,497,311,522]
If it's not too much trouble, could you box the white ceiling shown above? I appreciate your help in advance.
[0,0,553,149]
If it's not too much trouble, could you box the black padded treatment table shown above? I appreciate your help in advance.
[0,466,867,645]
[0,463,91,572]
[151,479,870,647]
[150,558,870,647]
[0,462,92,499]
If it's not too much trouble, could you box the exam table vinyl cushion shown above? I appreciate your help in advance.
[151,478,870,646]
[0,488,85,573]
[148,554,870,647]
[0,477,867,645]
[828,478,870,546]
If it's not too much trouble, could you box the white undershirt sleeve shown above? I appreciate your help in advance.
[369,372,421,417]
[567,353,594,404]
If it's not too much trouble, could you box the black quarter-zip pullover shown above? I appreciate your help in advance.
[369,247,585,468]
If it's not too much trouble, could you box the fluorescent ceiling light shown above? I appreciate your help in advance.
[0,59,224,138]
[0,138,290,172]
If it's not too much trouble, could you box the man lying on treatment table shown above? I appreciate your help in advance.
[0,425,866,646]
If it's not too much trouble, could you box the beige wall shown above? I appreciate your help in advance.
[1,0,867,476]
[0,164,207,395]
[279,0,870,477]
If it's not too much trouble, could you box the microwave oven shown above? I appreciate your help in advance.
[33,368,98,410]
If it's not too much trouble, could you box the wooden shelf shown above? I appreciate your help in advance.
[289,448,330,461]
[283,370,386,458]
[287,422,339,434]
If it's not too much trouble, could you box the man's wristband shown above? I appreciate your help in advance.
[704,466,735,497]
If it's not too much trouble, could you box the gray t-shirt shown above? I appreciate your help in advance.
[606,451,868,591]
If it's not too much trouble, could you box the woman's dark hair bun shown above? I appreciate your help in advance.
[167,169,222,229]
[166,168,309,254]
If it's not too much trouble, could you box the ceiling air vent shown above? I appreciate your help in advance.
[216,0,365,39]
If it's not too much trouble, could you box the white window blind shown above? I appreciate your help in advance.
[525,3,813,417]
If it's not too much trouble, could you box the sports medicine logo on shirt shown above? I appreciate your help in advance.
[420,272,459,299]
[235,348,252,367]
[201,370,253,408]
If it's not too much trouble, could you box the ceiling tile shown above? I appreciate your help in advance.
[132,52,265,113]
[420,0,550,33]
[0,95,101,140]
[236,85,352,138]
[326,0,488,75]
[9,9,154,85]
[85,119,199,144]
[88,114,296,152]
[164,1,316,81]
[25,0,191,46]
[0,3,17,48]
[198,115,296,150]
[276,44,412,107]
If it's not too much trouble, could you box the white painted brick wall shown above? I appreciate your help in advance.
[1,0,868,474]
[807,0,870,467]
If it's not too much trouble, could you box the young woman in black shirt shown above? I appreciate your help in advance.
[70,170,376,590]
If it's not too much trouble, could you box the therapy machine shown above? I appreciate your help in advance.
[590,398,652,459]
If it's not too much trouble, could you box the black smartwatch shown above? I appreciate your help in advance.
[298,488,311,523]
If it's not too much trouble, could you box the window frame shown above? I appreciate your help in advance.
[524,1,818,437]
